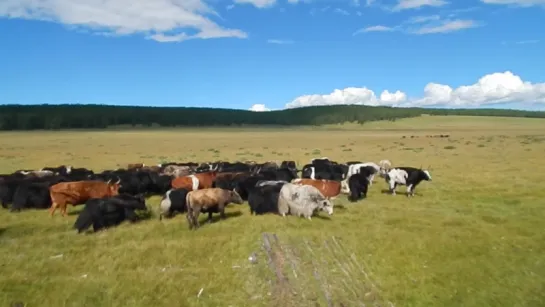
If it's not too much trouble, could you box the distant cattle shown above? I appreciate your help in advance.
[346,174,369,202]
[280,160,297,171]
[171,171,217,191]
[385,167,432,197]
[49,180,122,216]
[127,163,145,170]
[291,178,341,198]
[41,165,73,176]
[310,157,334,165]
[234,169,297,200]
[277,183,334,220]
[248,182,285,215]
[10,176,69,212]
[185,188,244,230]
[73,194,147,233]
[158,188,190,220]
[162,165,194,177]
[17,170,54,178]
[213,172,251,191]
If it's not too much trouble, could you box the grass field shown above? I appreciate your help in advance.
[1,115,545,307]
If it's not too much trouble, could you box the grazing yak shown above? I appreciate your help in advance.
[185,188,244,230]
[378,159,392,175]
[49,180,122,216]
[171,171,217,191]
[248,181,286,215]
[10,176,69,212]
[385,167,432,197]
[73,194,147,233]
[347,173,370,202]
[158,188,190,220]
[345,162,380,186]
[277,183,334,220]
[291,178,341,199]
[301,163,347,181]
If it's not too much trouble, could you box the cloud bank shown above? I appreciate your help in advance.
[0,0,247,42]
[249,71,545,111]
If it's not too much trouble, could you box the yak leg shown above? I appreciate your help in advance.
[61,203,70,217]
[185,213,194,230]
[219,203,226,220]
[406,184,413,197]
[49,202,59,217]
[207,211,213,223]
[192,207,201,229]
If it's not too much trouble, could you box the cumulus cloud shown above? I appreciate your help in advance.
[0,0,247,42]
[286,71,545,109]
[249,104,271,112]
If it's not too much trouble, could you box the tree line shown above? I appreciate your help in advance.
[0,104,543,130]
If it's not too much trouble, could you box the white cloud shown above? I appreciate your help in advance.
[0,0,248,42]
[515,39,539,44]
[392,0,448,11]
[249,104,271,112]
[408,15,441,23]
[480,0,545,7]
[410,19,478,34]
[267,39,294,44]
[334,8,350,15]
[286,71,545,109]
[234,0,277,8]
[354,25,395,34]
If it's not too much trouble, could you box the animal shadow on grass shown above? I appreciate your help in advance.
[67,209,84,216]
[206,210,243,224]
[380,189,422,196]
[79,212,153,235]
[313,213,333,221]
[334,204,347,210]
[0,227,6,237]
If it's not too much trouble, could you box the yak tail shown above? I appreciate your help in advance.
[185,192,194,227]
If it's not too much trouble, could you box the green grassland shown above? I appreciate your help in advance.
[1,115,545,307]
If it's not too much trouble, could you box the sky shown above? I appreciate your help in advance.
[1,0,544,112]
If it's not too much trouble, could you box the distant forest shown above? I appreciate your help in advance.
[0,104,543,130]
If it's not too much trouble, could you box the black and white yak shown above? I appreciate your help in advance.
[384,167,432,197]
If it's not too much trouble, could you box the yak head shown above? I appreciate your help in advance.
[106,178,122,195]
[229,189,244,205]
[313,195,333,216]
[420,165,432,181]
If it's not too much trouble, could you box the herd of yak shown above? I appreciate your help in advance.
[0,158,433,233]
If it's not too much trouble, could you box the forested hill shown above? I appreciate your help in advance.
[0,104,543,130]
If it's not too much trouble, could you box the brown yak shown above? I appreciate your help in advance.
[49,180,121,217]
[171,171,217,191]
[185,188,243,230]
[291,178,341,198]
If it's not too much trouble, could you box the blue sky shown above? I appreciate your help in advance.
[1,0,544,111]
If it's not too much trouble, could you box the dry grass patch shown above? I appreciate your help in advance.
[1,116,545,307]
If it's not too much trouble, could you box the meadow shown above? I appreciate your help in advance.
[1,115,545,307]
